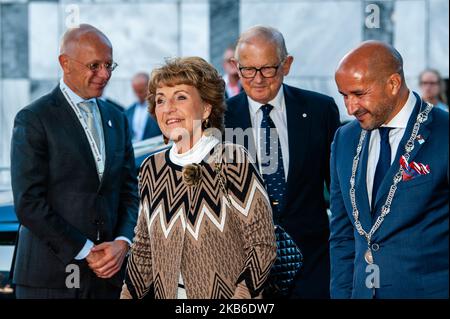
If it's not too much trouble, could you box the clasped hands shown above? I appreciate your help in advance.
[86,240,129,279]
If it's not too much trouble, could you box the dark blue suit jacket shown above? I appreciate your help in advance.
[225,84,340,298]
[125,102,161,141]
[10,86,139,291]
[329,92,449,298]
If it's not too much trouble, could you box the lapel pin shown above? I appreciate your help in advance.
[302,113,307,118]
[108,120,113,128]
[416,134,425,144]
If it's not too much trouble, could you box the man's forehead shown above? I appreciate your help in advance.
[237,42,279,62]
[336,63,371,81]
[72,40,112,58]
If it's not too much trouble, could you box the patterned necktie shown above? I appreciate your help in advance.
[260,104,287,217]
[78,100,102,151]
[371,127,392,210]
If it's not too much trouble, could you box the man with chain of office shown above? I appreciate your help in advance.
[329,40,448,298]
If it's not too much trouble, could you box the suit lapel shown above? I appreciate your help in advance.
[53,87,100,181]
[284,84,311,186]
[97,99,116,189]
[233,93,253,130]
[372,92,431,215]
[228,93,257,158]
[402,94,432,164]
[356,129,373,229]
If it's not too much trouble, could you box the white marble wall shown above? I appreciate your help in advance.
[0,79,30,180]
[29,1,60,80]
[27,0,209,106]
[429,0,449,76]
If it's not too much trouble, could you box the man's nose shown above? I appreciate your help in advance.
[345,96,359,115]
[253,70,265,83]
[97,66,111,79]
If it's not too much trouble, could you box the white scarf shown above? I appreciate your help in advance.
[169,134,220,166]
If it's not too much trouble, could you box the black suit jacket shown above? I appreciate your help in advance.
[225,84,340,298]
[10,86,139,290]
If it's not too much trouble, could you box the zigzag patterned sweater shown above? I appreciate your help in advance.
[121,143,277,299]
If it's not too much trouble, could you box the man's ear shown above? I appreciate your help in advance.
[282,55,294,76]
[230,58,240,73]
[388,73,402,96]
[59,54,70,73]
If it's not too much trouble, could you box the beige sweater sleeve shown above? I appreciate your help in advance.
[120,202,153,299]
[225,144,277,298]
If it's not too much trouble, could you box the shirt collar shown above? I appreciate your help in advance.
[59,78,97,106]
[169,134,220,166]
[382,90,416,129]
[248,85,285,116]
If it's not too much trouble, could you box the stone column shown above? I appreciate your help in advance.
[209,0,240,74]
[0,2,29,185]
[362,0,395,44]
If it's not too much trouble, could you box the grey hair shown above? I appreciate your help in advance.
[235,25,288,61]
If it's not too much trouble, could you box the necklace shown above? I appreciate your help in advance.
[349,101,433,264]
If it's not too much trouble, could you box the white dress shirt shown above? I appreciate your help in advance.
[59,79,132,260]
[132,101,149,142]
[247,87,289,180]
[367,91,417,208]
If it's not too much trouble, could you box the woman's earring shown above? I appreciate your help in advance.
[203,118,210,130]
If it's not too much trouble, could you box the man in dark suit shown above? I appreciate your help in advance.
[225,26,340,298]
[330,41,448,298]
[126,72,161,142]
[10,24,139,298]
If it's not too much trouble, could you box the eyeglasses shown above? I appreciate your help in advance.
[68,57,118,73]
[238,61,284,78]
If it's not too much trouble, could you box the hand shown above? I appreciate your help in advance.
[88,240,129,279]
[231,281,252,299]
[86,249,105,265]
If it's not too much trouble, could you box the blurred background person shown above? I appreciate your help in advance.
[126,72,161,142]
[223,45,242,99]
[419,69,448,112]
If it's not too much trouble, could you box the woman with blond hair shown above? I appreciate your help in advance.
[120,57,276,299]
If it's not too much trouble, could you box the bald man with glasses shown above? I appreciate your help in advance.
[10,24,138,298]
